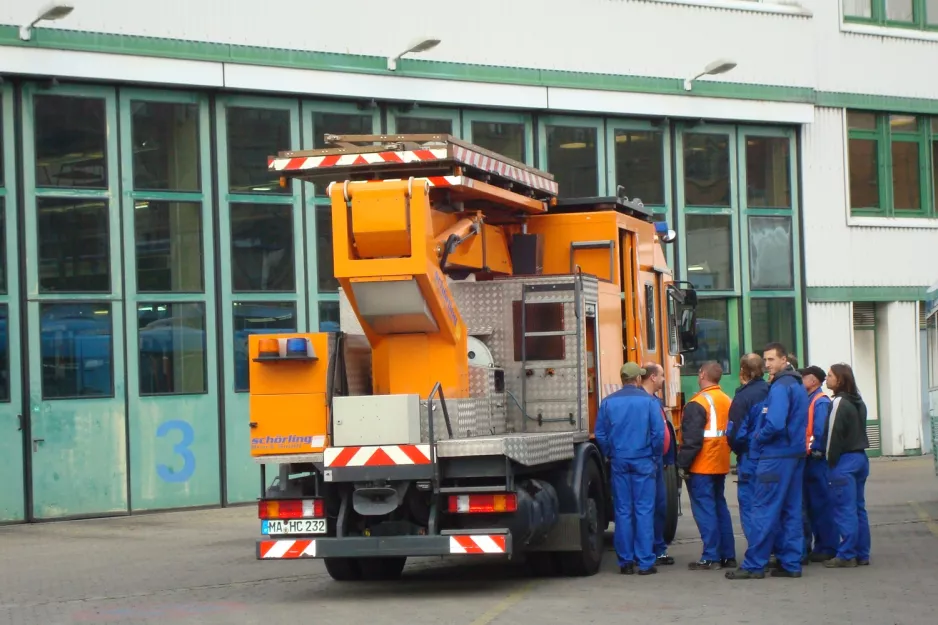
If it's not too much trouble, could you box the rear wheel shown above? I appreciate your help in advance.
[323,557,363,582]
[664,463,679,544]
[558,460,605,576]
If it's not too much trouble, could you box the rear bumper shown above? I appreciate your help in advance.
[256,533,512,560]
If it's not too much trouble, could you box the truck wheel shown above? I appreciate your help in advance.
[359,557,407,581]
[558,460,604,577]
[323,557,362,582]
[664,464,679,544]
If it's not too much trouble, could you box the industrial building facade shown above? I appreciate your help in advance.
[0,0,936,522]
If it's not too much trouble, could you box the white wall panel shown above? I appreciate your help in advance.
[1,0,816,87]
[875,302,924,455]
[806,302,853,369]
[802,108,938,288]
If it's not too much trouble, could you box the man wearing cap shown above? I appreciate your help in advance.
[595,362,666,576]
[800,364,838,562]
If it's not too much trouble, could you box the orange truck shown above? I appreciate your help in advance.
[249,134,699,580]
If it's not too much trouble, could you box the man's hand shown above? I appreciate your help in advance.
[809,450,824,460]
[678,468,691,482]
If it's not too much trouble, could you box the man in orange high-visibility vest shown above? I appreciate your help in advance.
[799,365,838,562]
[678,361,736,571]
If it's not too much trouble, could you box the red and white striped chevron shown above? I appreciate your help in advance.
[448,535,508,554]
[324,444,432,468]
[259,539,316,559]
[268,148,447,172]
[451,145,558,195]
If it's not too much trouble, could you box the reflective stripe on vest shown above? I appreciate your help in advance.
[700,393,726,438]
[806,392,825,454]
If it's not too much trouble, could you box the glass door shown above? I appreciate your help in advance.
[119,89,220,510]
[675,123,742,398]
[216,95,306,504]
[0,83,25,522]
[22,83,128,519]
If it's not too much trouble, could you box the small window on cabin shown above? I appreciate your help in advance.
[512,301,565,361]
[645,283,657,352]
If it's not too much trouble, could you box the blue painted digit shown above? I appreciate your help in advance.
[157,420,196,483]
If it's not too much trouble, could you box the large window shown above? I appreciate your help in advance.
[40,303,114,399]
[847,111,934,218]
[545,124,600,198]
[682,298,732,375]
[750,298,796,358]
[843,0,938,29]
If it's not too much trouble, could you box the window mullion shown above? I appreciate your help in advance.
[879,114,893,216]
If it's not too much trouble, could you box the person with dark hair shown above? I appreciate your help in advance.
[595,362,666,576]
[799,365,838,562]
[726,343,808,581]
[822,363,872,568]
[726,353,770,543]
[641,362,677,566]
[678,361,736,570]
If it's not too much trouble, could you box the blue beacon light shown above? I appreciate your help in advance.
[285,337,309,356]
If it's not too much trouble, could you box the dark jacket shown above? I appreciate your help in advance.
[595,385,665,462]
[676,398,707,471]
[751,366,808,460]
[726,377,770,458]
[826,392,870,468]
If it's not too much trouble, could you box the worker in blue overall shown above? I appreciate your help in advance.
[799,365,838,562]
[596,362,666,576]
[726,343,808,580]
[726,353,770,543]
[640,362,677,566]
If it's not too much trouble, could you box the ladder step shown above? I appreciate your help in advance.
[524,331,576,337]
[524,398,579,404]
[439,485,512,494]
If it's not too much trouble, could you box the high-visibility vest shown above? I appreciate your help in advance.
[806,392,828,454]
[688,386,732,475]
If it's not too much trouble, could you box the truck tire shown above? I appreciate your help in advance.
[359,557,407,581]
[324,557,362,582]
[664,464,679,544]
[557,460,605,577]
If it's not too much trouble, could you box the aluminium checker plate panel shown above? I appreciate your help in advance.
[436,431,589,466]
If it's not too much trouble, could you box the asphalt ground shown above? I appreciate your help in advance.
[1,455,936,625]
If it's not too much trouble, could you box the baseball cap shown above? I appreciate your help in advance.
[620,362,647,378]
[799,365,826,382]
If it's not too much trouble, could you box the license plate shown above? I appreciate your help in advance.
[262,519,327,535]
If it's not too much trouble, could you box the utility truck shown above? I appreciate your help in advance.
[249,134,699,580]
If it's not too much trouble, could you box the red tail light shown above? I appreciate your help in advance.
[447,494,518,514]
[258,499,324,519]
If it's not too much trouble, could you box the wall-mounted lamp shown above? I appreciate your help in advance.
[683,58,737,92]
[20,1,74,41]
[387,37,441,71]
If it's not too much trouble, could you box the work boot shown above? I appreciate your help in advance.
[725,568,765,580]
[809,552,834,563]
[721,558,738,569]
[823,557,858,568]
[620,563,635,575]
[768,555,778,567]
[656,553,675,566]
[638,566,658,576]
[688,559,720,570]
[770,568,803,578]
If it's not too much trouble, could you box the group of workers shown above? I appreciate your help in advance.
[595,342,872,578]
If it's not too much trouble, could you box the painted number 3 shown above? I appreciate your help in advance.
[157,420,196,483]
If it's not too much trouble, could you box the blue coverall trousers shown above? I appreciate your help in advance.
[688,473,736,562]
[653,456,668,557]
[829,451,871,561]
[736,455,755,543]
[804,457,838,556]
[611,457,657,570]
[741,456,805,573]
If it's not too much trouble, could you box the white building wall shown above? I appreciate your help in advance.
[875,302,924,455]
[806,302,853,368]
[801,107,938,288]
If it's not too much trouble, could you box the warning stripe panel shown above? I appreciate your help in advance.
[448,535,508,554]
[269,148,447,172]
[258,540,316,559]
[324,445,432,468]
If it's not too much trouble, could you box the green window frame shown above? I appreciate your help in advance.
[843,0,938,31]
[538,115,606,198]
[847,110,935,218]
[462,110,534,166]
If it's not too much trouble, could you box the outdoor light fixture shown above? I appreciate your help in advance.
[20,1,74,41]
[387,37,442,71]
[683,58,738,91]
